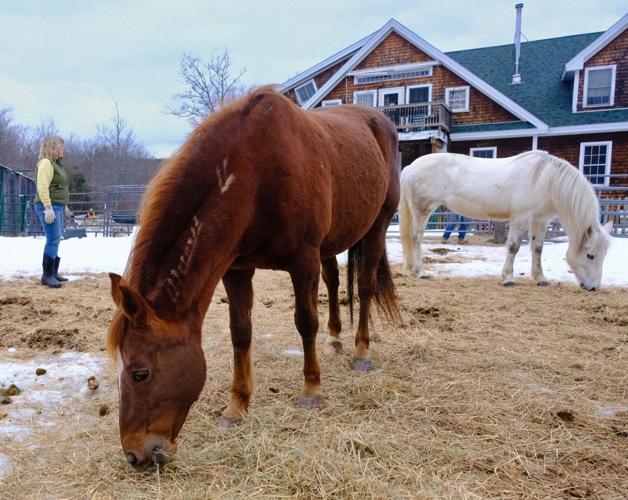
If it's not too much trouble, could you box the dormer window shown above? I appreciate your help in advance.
[584,65,615,107]
[445,86,469,112]
[295,79,318,105]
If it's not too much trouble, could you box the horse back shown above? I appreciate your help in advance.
[232,95,399,264]
[401,151,555,221]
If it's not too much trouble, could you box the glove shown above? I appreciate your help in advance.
[64,206,73,219]
[44,206,56,224]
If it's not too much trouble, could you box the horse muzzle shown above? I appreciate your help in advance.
[580,283,597,292]
[123,436,177,470]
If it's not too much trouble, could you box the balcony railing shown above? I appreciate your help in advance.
[378,101,451,132]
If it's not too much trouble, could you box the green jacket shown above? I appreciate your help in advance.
[35,159,69,206]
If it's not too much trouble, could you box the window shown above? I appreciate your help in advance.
[445,86,470,112]
[579,141,612,186]
[470,147,496,158]
[584,65,616,107]
[354,67,432,85]
[321,99,342,107]
[353,90,377,107]
[378,87,405,107]
[407,84,431,104]
[295,79,317,105]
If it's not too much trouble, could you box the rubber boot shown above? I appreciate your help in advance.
[41,255,62,288]
[54,257,69,282]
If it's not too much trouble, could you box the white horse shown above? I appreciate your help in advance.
[398,151,613,290]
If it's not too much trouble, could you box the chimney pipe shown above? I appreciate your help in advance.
[512,3,523,84]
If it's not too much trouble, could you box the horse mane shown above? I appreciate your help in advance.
[125,86,281,302]
[532,151,601,238]
[108,87,285,355]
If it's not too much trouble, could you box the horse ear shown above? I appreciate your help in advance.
[109,273,124,307]
[602,220,613,234]
[117,284,152,328]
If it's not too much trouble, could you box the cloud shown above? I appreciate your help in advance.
[1,0,626,157]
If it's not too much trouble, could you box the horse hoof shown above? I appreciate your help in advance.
[351,357,374,372]
[297,395,324,410]
[218,415,241,429]
[419,275,431,280]
[537,281,550,287]
[503,281,516,287]
[324,341,343,355]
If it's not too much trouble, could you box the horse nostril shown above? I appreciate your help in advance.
[126,452,138,465]
[151,445,167,466]
[589,287,596,292]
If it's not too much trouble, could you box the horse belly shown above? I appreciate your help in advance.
[320,186,389,257]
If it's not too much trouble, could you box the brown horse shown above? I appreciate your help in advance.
[107,88,400,469]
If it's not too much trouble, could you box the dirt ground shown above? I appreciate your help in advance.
[0,264,626,498]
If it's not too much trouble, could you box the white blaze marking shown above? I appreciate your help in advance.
[217,156,235,194]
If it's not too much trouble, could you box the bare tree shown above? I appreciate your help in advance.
[19,118,60,171]
[0,106,24,167]
[167,50,246,122]
[91,98,152,185]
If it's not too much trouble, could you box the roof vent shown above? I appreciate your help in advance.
[512,3,524,84]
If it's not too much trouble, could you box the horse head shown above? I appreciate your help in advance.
[108,273,206,470]
[566,221,613,291]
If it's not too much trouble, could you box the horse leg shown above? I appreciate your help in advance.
[321,257,343,355]
[501,219,526,286]
[289,250,323,409]
[351,224,388,372]
[220,268,255,428]
[411,211,431,279]
[530,218,550,286]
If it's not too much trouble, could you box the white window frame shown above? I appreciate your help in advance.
[579,140,612,187]
[321,99,342,107]
[353,90,377,107]
[469,147,497,158]
[352,65,434,85]
[583,65,616,108]
[378,86,405,107]
[295,79,318,105]
[445,86,470,112]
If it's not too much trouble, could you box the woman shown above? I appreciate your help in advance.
[34,135,71,288]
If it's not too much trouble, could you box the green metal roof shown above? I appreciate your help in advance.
[446,33,628,127]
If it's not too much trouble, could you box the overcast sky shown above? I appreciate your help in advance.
[2,0,625,158]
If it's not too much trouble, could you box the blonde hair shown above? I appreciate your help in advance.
[39,135,65,161]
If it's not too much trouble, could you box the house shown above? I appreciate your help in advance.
[277,8,628,197]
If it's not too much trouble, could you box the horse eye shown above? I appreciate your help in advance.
[132,370,149,382]
[587,253,595,260]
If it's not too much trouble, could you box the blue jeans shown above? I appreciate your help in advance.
[35,203,64,259]
[443,214,468,240]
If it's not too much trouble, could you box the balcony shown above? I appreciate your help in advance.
[378,101,451,133]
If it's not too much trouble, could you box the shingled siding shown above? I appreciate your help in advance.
[576,29,628,111]
[317,33,518,125]
[448,137,533,157]
[538,133,628,187]
[359,31,432,67]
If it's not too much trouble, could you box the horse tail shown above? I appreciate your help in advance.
[347,243,360,325]
[347,240,401,326]
[398,178,414,271]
